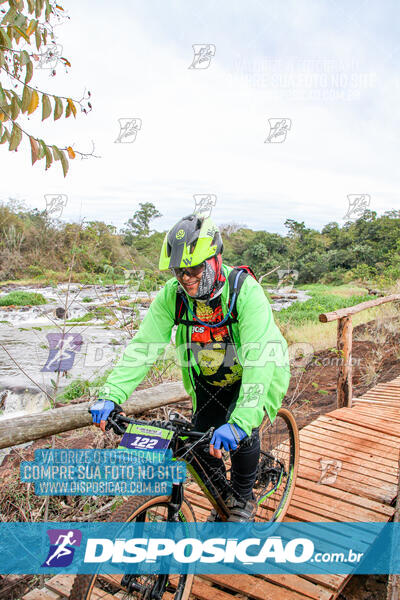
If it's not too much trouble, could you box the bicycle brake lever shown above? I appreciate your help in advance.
[106,417,127,435]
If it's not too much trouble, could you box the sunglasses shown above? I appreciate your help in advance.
[170,262,205,278]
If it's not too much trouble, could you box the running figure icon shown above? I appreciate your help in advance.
[42,528,82,568]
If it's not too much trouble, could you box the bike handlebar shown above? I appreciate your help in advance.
[106,411,214,441]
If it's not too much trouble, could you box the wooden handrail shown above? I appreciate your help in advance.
[319,294,400,322]
[0,381,189,450]
[319,293,400,409]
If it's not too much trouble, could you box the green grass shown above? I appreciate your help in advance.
[0,291,47,306]
[66,306,114,323]
[275,290,370,326]
[56,372,113,403]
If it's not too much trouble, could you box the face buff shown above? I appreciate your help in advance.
[195,254,225,302]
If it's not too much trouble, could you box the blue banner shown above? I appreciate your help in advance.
[20,449,186,496]
[0,522,399,575]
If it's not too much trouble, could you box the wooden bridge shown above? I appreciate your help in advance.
[23,374,400,600]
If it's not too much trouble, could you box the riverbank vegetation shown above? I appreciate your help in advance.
[1,198,399,289]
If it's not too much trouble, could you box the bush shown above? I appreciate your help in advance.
[0,291,47,306]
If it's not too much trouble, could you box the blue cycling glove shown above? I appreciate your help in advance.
[89,399,119,425]
[210,423,247,452]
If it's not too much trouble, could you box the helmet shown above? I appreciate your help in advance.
[159,213,223,271]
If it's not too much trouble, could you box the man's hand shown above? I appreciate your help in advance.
[210,423,247,459]
[89,399,123,433]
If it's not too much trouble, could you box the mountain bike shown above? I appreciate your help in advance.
[69,407,299,600]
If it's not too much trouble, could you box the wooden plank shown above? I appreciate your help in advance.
[303,425,400,458]
[200,574,310,600]
[23,590,60,600]
[182,576,239,600]
[299,454,397,489]
[306,420,400,452]
[299,428,398,464]
[259,574,333,600]
[292,486,390,522]
[45,575,75,598]
[294,478,393,517]
[315,415,400,446]
[351,408,400,422]
[300,573,347,592]
[328,408,400,437]
[255,574,333,600]
[299,432,398,471]
[297,464,395,504]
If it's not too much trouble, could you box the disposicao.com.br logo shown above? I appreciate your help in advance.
[84,535,312,564]
[3,522,394,575]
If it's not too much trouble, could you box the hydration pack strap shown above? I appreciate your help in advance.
[174,268,249,328]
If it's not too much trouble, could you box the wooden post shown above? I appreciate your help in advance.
[386,451,400,600]
[337,316,353,408]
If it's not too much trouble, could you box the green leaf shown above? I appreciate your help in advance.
[0,28,12,49]
[10,94,20,119]
[38,138,46,159]
[59,148,69,177]
[21,84,31,113]
[32,326,42,330]
[25,60,33,84]
[8,123,22,151]
[0,51,4,68]
[20,50,30,65]
[0,83,5,104]
[50,378,56,388]
[1,7,17,26]
[0,127,9,144]
[34,27,41,50]
[44,144,52,169]
[45,0,51,21]
[13,25,30,43]
[41,93,51,120]
[53,96,63,120]
[27,0,35,13]
[52,144,62,161]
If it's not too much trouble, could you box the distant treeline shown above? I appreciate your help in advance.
[0,199,399,286]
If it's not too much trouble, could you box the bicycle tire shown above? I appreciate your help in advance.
[254,407,299,522]
[69,495,195,600]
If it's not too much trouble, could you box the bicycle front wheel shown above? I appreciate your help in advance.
[69,495,195,600]
[254,407,299,522]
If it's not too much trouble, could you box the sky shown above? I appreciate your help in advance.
[0,0,399,234]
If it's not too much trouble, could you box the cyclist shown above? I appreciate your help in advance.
[90,213,291,521]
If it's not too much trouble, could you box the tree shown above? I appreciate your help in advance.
[122,202,162,243]
[0,0,92,176]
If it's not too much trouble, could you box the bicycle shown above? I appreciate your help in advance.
[69,407,299,600]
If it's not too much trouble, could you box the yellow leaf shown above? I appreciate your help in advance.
[26,19,37,36]
[67,98,76,118]
[27,89,39,114]
[66,146,75,159]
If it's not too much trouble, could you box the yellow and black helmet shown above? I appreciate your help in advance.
[159,214,223,270]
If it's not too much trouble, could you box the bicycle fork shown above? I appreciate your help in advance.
[167,482,184,521]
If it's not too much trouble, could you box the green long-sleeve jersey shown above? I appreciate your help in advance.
[98,264,291,436]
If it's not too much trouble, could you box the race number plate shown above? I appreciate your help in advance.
[118,422,173,451]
